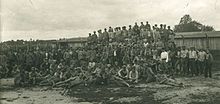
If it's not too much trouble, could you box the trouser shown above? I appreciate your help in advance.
[198,61,205,75]
[146,67,156,83]
[151,63,158,74]
[189,58,196,76]
[180,58,187,75]
[205,62,212,78]
[170,58,175,70]
[194,60,199,76]
[160,59,168,74]
[175,58,180,74]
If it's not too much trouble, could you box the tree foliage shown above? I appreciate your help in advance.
[174,14,214,32]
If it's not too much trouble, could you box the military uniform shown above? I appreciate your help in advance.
[205,51,213,78]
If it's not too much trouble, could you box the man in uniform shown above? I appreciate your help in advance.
[139,22,145,30]
[97,30,103,43]
[87,33,93,44]
[180,46,188,75]
[197,49,206,75]
[128,25,133,38]
[188,47,197,76]
[102,28,109,44]
[115,27,122,42]
[159,24,164,42]
[121,26,128,39]
[133,22,140,37]
[91,31,98,44]
[167,26,175,42]
[145,21,151,30]
[108,26,114,41]
[163,24,169,48]
[205,50,213,78]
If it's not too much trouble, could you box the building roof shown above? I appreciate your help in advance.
[175,31,220,39]
[57,37,87,43]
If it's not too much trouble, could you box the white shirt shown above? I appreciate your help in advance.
[180,50,188,58]
[188,50,197,59]
[160,51,169,62]
[198,51,206,61]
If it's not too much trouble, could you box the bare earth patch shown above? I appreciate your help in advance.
[153,72,220,104]
[1,71,220,104]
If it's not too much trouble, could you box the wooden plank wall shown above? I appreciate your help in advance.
[175,37,220,50]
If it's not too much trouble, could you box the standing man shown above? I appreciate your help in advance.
[128,25,133,38]
[121,26,128,39]
[168,26,175,42]
[175,47,181,75]
[180,46,188,75]
[108,26,114,41]
[139,22,145,30]
[160,48,169,74]
[188,47,197,76]
[145,21,151,31]
[205,50,213,78]
[92,31,98,44]
[97,30,103,43]
[197,49,206,75]
[103,28,109,44]
[133,22,140,37]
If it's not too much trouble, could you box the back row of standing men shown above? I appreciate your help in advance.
[88,21,175,46]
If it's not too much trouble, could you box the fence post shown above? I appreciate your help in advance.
[181,35,185,46]
[205,33,209,49]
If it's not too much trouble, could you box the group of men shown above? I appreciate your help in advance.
[0,22,214,92]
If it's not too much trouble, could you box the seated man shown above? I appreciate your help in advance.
[129,63,139,83]
[156,74,184,87]
[118,65,129,79]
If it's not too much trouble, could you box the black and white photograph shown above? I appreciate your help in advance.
[0,0,220,104]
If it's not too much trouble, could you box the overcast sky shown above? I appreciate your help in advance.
[1,0,220,41]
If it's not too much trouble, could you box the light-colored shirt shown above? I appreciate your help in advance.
[180,50,188,58]
[188,50,197,59]
[198,51,206,61]
[160,51,169,62]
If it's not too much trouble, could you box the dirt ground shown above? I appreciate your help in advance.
[1,71,220,104]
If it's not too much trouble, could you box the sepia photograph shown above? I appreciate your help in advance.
[0,0,220,104]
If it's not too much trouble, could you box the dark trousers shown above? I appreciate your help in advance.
[180,58,187,75]
[160,59,168,74]
[189,58,196,76]
[175,58,180,74]
[198,61,205,75]
[205,62,212,78]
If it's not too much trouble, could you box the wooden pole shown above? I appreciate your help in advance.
[205,33,209,50]
[181,35,185,46]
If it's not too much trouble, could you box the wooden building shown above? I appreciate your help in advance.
[56,37,87,48]
[175,31,220,50]
[55,31,220,50]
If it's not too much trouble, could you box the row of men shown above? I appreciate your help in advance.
[14,56,185,95]
[0,44,213,79]
[162,46,213,78]
[87,22,175,46]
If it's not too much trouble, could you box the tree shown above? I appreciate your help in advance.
[179,14,192,25]
[174,14,215,32]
